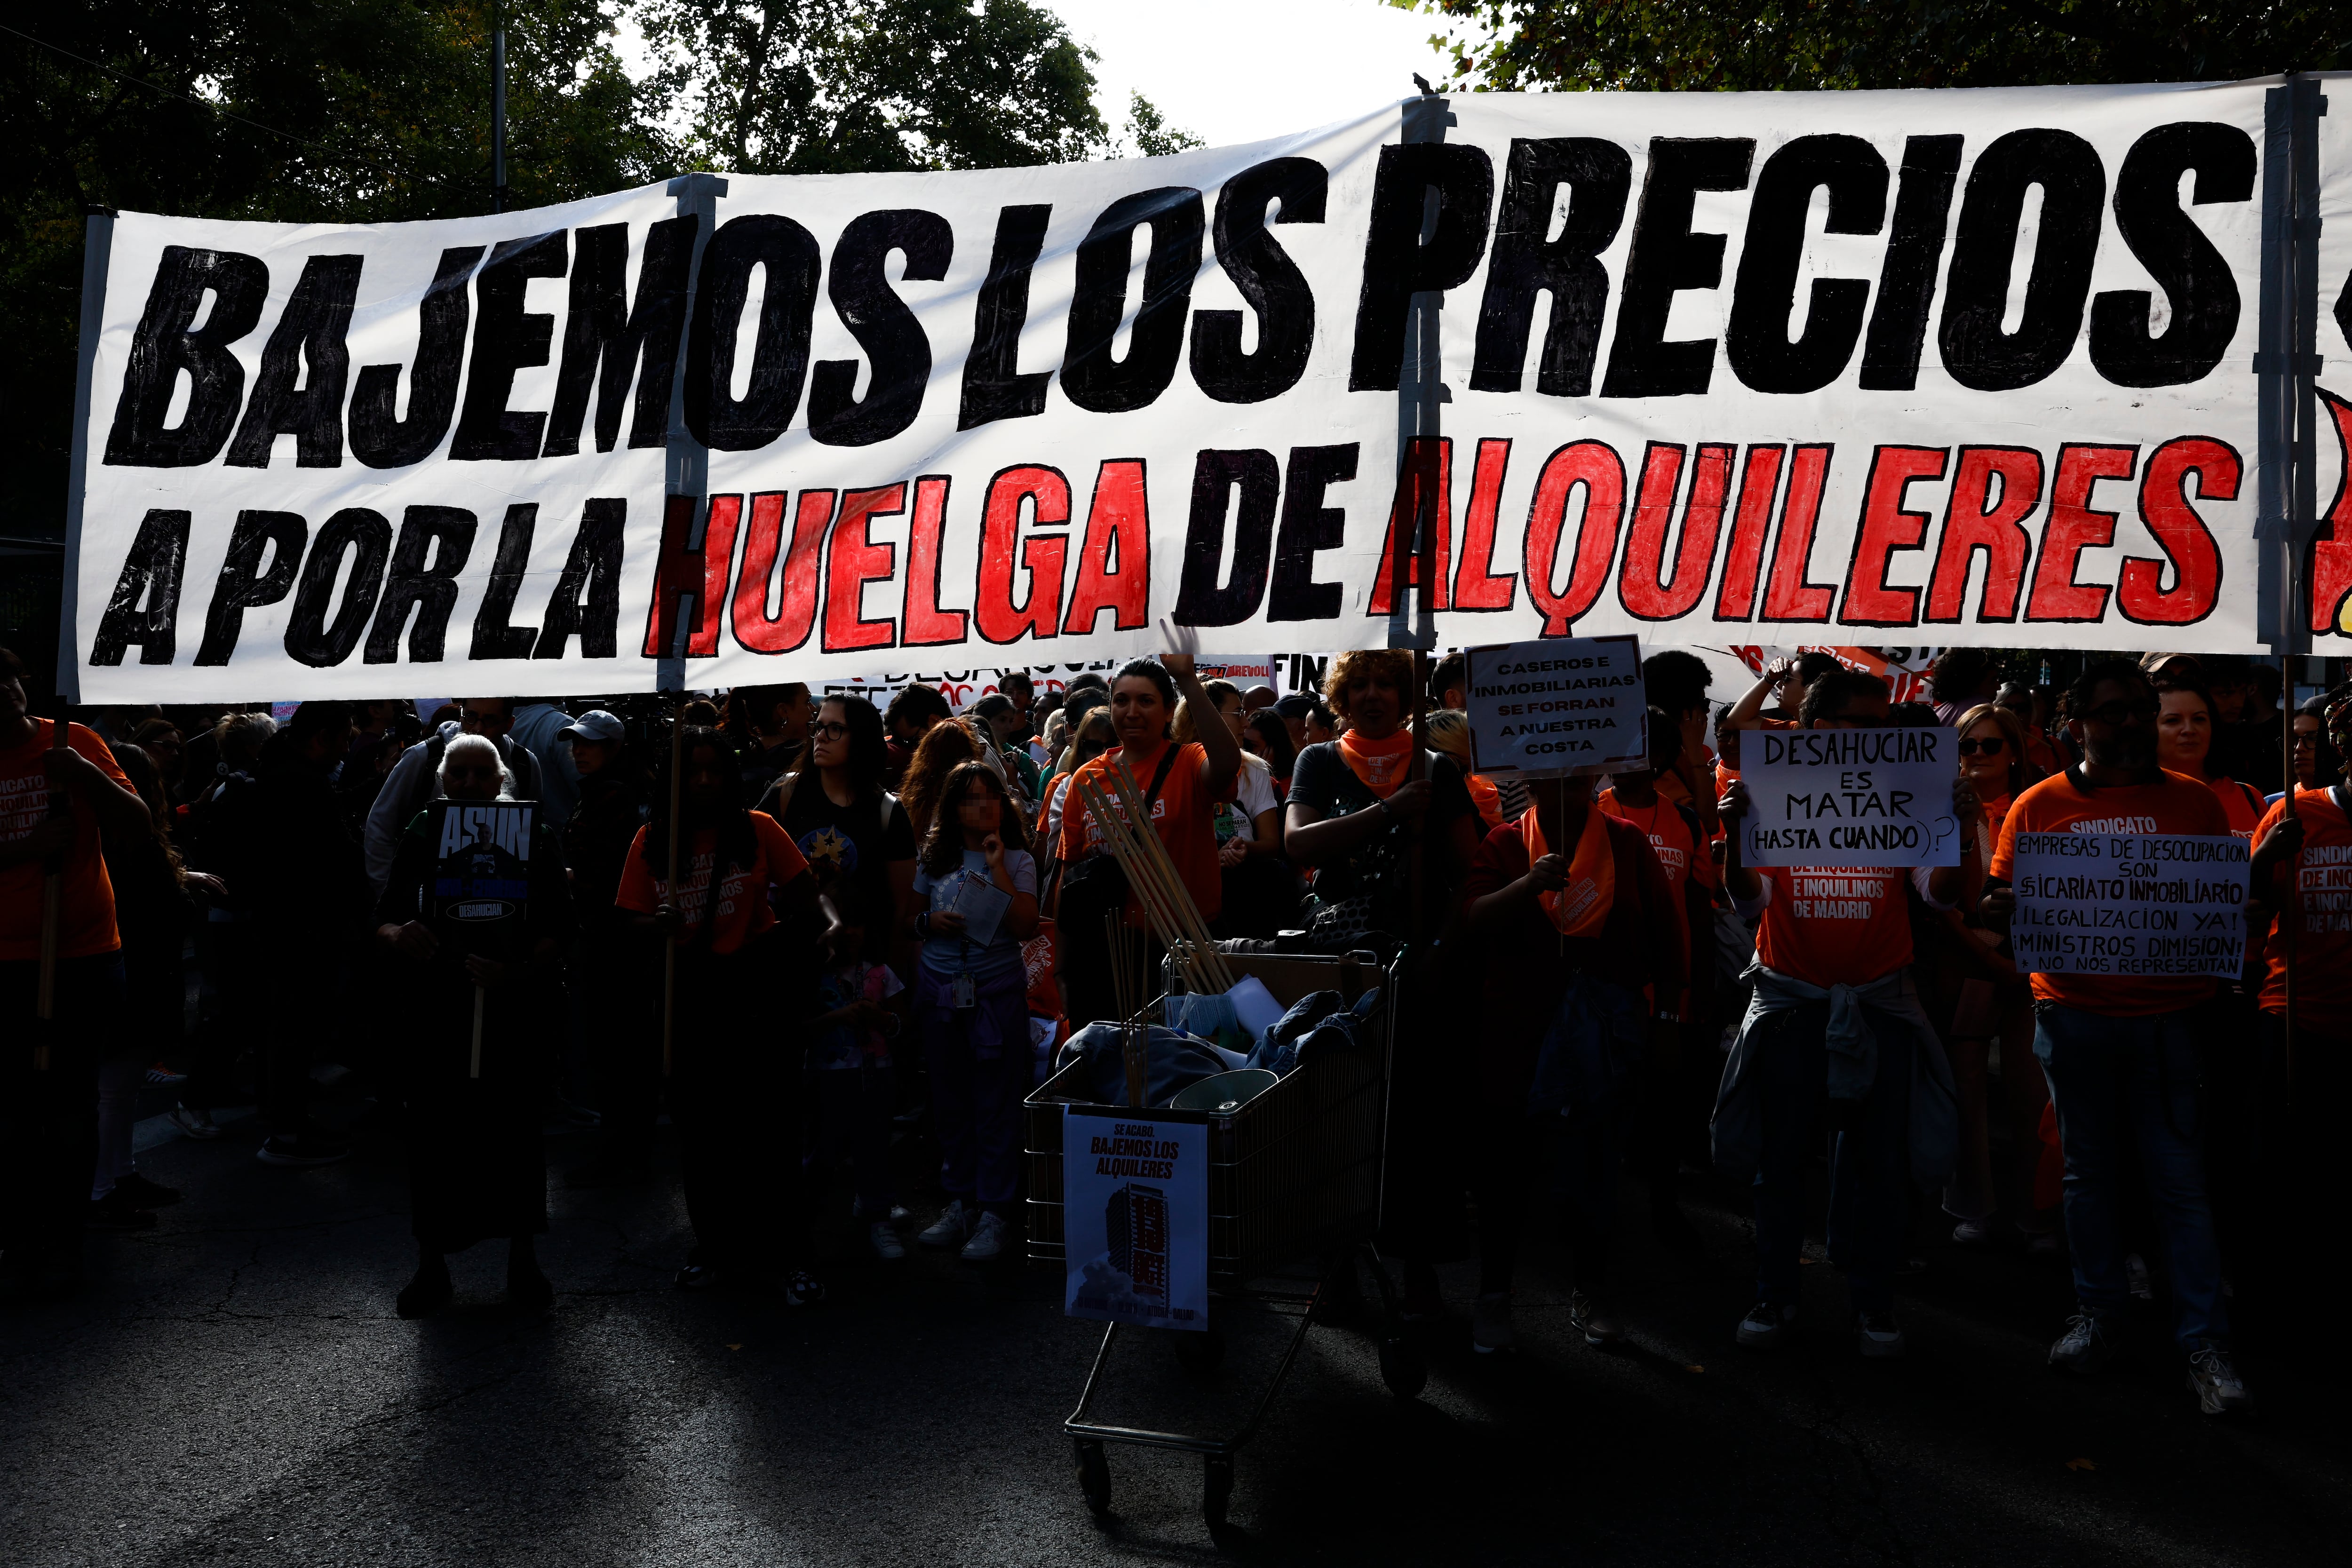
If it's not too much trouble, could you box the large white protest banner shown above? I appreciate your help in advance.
[1464,636,1646,777]
[1062,1110,1208,1332]
[1740,727,1962,867]
[2010,830,2250,979]
[66,80,2283,701]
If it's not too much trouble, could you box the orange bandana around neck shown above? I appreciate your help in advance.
[1520,803,1614,940]
[1337,727,1415,798]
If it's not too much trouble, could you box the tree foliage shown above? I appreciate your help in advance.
[1404,0,2350,93]
[1123,92,1203,159]
[635,0,1105,173]
[0,0,1111,561]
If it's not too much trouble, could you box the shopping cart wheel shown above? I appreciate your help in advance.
[1379,1335,1427,1400]
[1201,1454,1234,1530]
[1074,1439,1111,1516]
[1173,1324,1225,1377]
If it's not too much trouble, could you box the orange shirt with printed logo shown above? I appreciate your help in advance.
[1752,866,1917,988]
[2254,788,2352,1038]
[0,719,131,961]
[1059,740,1229,924]
[1990,768,2230,1016]
[616,811,808,956]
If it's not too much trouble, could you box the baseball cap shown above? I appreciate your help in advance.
[1273,692,1315,719]
[557,710,625,744]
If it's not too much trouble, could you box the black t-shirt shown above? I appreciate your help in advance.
[1287,741,1476,909]
[756,773,916,950]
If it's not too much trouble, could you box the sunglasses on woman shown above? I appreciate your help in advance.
[1955,737,2006,757]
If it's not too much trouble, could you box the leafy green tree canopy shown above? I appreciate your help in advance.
[1402,0,2349,93]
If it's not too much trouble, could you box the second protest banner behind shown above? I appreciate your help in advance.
[2009,830,2249,979]
[1740,728,1960,868]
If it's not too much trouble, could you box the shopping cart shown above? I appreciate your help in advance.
[1024,948,1425,1533]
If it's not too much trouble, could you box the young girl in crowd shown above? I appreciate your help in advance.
[906,761,1039,1261]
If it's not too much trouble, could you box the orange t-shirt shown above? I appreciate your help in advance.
[1751,865,1917,988]
[2255,788,2352,1036]
[1599,789,1718,898]
[2207,776,2264,844]
[0,719,131,962]
[1990,768,2231,1016]
[1058,739,1230,924]
[616,810,808,956]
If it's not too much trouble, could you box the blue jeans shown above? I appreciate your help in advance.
[1529,977,1646,1284]
[1748,1000,1914,1315]
[2034,1002,2228,1347]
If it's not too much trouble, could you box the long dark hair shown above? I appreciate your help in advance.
[790,693,887,797]
[917,759,1031,877]
[1244,709,1295,778]
[643,724,757,876]
[108,742,188,885]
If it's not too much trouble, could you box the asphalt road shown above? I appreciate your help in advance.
[3,1082,2342,1568]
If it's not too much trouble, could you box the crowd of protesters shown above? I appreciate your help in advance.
[1,637,2334,1422]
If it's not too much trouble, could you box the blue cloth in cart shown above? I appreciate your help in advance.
[1057,1023,1245,1107]
[1245,987,1382,1076]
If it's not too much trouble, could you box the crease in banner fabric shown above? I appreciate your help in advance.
[64,79,2352,701]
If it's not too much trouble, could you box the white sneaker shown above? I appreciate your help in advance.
[960,1210,1008,1261]
[919,1200,969,1249]
[1736,1300,1798,1350]
[1951,1218,1993,1247]
[870,1221,906,1261]
[2186,1341,2251,1416]
[167,1104,222,1141]
[1472,1291,1515,1354]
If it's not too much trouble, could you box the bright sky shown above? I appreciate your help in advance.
[1043,0,1454,149]
[613,2,1460,153]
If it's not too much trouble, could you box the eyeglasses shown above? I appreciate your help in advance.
[1955,737,2006,757]
[2077,699,2159,727]
[810,720,851,739]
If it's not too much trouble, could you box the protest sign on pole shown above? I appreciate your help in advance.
[1463,636,1646,778]
[2009,830,2250,979]
[1740,727,1961,868]
[63,78,2321,704]
[428,800,535,938]
[1062,1109,1208,1332]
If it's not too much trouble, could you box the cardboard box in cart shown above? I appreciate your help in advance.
[1024,951,1393,1293]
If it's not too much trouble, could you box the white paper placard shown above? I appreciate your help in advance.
[1740,727,1961,867]
[2010,831,2249,979]
[1463,636,1647,779]
[1062,1110,1208,1331]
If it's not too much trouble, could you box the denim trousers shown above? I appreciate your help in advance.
[1748,1000,1914,1315]
[2034,1001,2228,1347]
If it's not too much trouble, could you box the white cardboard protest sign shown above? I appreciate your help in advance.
[1740,727,1961,868]
[1464,636,1647,779]
[67,81,2282,702]
[2010,831,2249,979]
[1062,1110,1208,1332]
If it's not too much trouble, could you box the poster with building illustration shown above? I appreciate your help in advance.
[1062,1111,1208,1332]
